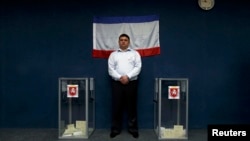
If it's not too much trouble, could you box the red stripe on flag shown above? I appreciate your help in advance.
[92,47,160,58]
[92,50,113,58]
[137,47,160,57]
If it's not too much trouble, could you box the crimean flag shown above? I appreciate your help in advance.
[93,15,160,58]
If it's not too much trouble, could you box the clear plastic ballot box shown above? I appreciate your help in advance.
[58,77,95,139]
[154,78,188,140]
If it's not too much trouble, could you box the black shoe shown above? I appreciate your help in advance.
[131,132,139,138]
[128,131,139,138]
[110,132,120,138]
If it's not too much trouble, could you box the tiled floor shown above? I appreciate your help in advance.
[0,128,207,141]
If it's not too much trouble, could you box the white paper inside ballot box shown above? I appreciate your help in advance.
[164,129,174,138]
[76,120,87,135]
[161,126,186,138]
[174,125,185,137]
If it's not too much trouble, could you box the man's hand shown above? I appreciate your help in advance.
[120,75,129,85]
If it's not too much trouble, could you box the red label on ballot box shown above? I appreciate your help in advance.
[168,86,180,99]
[67,85,79,98]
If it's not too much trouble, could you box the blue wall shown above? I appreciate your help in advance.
[1,0,250,129]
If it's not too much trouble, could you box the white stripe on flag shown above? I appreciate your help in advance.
[93,15,160,58]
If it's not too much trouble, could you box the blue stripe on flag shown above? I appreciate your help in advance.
[93,15,159,24]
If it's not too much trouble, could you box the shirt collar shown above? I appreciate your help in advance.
[118,47,131,52]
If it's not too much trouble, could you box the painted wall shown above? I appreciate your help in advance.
[1,0,250,129]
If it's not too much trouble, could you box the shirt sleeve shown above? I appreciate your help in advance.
[126,50,142,80]
[108,52,121,80]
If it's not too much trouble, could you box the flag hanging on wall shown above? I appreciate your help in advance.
[93,15,160,58]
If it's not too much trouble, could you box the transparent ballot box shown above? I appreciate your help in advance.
[154,78,188,140]
[58,77,95,139]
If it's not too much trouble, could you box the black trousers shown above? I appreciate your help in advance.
[111,80,138,133]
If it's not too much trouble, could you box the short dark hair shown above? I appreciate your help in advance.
[119,34,130,41]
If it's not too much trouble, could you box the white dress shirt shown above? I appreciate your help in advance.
[108,48,142,81]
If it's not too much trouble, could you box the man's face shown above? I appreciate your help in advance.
[119,36,130,50]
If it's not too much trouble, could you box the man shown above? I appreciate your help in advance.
[108,33,142,138]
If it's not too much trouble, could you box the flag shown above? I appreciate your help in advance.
[93,15,160,58]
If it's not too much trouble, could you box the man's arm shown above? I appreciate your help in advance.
[126,51,142,80]
[108,52,121,80]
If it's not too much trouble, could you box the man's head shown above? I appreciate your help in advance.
[118,34,130,50]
